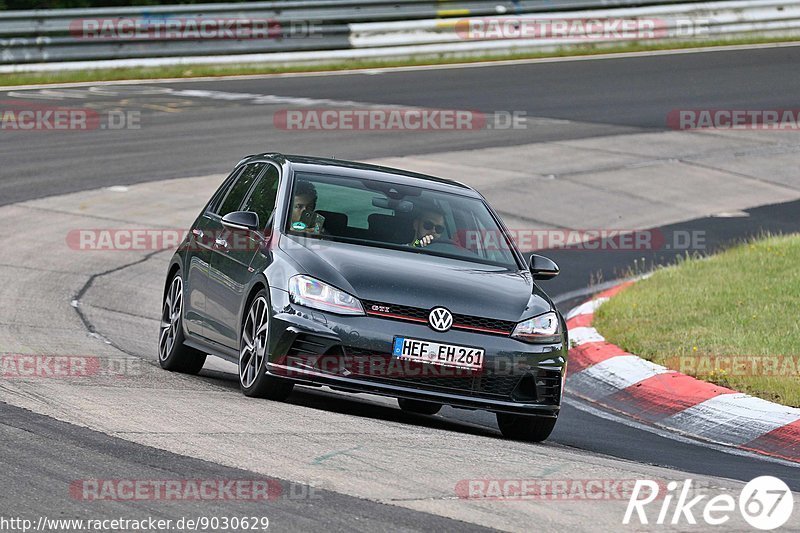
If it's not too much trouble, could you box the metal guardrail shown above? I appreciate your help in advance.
[0,0,702,64]
[350,0,800,47]
[0,0,797,70]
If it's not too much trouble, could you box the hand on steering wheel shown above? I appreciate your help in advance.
[414,235,436,248]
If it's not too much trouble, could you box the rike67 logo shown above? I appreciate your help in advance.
[624,476,794,530]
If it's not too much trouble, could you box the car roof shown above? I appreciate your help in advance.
[240,153,481,198]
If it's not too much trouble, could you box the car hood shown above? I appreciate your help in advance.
[280,235,552,321]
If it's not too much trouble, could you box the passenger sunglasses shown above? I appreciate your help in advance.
[423,220,446,234]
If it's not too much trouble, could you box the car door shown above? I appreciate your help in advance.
[183,166,245,338]
[204,162,274,348]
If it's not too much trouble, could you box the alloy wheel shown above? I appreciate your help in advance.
[240,296,269,388]
[158,275,183,362]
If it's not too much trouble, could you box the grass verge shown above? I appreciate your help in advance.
[1,36,799,87]
[593,234,800,407]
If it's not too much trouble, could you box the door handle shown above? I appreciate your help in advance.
[215,237,228,248]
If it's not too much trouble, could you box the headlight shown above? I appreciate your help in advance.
[288,275,364,315]
[511,312,561,343]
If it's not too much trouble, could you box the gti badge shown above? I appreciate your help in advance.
[428,307,453,332]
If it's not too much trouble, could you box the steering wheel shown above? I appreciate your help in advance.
[422,238,461,250]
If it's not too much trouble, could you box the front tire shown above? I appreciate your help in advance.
[158,272,207,374]
[496,413,557,442]
[398,398,442,415]
[239,290,293,401]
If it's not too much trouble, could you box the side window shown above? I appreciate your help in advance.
[241,165,280,230]
[206,166,244,215]
[216,163,265,217]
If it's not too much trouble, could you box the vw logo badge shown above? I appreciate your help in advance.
[428,307,453,332]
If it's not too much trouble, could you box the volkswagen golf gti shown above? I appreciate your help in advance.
[159,153,567,442]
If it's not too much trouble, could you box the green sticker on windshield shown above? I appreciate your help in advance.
[291,221,307,231]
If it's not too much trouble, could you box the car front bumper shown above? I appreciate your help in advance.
[266,288,566,417]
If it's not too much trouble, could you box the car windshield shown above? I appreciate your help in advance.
[285,171,520,270]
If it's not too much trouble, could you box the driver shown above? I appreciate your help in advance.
[290,180,325,234]
[410,205,446,248]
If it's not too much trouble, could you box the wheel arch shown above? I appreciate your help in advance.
[240,276,270,331]
[163,257,183,300]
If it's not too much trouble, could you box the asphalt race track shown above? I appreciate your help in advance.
[1,45,800,531]
[4,44,800,206]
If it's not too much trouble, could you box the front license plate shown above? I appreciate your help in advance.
[392,337,484,370]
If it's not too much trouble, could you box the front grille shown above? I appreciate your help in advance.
[362,301,428,322]
[344,347,520,400]
[478,375,524,397]
[362,300,516,336]
[455,314,516,335]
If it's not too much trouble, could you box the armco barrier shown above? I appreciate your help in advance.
[0,0,695,64]
[0,0,798,72]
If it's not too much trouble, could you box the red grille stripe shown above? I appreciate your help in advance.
[367,310,511,335]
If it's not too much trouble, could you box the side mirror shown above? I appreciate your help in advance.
[529,254,559,280]
[221,211,260,232]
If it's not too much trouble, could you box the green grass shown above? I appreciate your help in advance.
[2,36,799,87]
[593,234,800,407]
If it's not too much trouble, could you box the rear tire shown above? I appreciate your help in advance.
[158,271,207,374]
[239,289,293,401]
[496,413,557,442]
[398,398,442,415]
